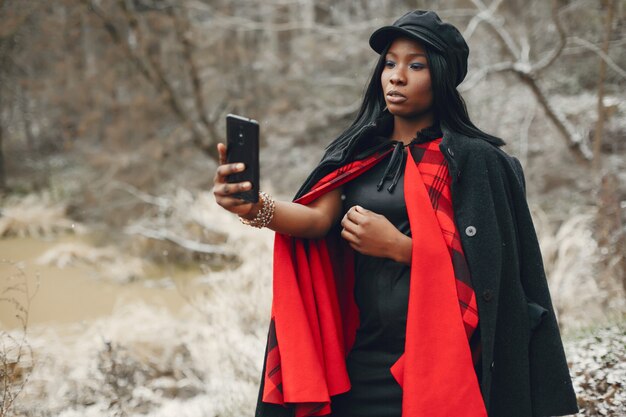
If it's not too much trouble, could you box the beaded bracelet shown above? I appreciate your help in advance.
[239,191,275,229]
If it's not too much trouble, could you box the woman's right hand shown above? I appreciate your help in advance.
[213,142,343,237]
[213,142,259,217]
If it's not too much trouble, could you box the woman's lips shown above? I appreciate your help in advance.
[386,91,407,104]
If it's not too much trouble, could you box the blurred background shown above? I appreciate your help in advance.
[0,0,624,416]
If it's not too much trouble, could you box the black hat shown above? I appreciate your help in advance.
[369,10,469,86]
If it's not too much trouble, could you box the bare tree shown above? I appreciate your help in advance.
[80,0,223,159]
[461,0,598,164]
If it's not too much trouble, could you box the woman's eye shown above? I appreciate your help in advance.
[384,60,395,68]
[410,63,425,70]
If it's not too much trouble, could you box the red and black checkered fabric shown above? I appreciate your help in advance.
[409,138,480,344]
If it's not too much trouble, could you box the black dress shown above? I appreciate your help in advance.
[330,129,441,417]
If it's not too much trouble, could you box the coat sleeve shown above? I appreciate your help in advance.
[508,157,579,416]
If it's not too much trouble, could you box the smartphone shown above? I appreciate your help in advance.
[225,114,260,203]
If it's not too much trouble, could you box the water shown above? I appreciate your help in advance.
[0,235,190,329]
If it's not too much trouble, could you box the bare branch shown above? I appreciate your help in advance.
[533,0,567,74]
[462,0,504,42]
[118,0,187,121]
[0,262,37,416]
[569,36,626,79]
[459,61,515,92]
[465,0,593,163]
[468,0,520,58]
[516,71,593,163]
[169,7,213,131]
[181,4,384,36]
[112,181,172,210]
[82,0,217,158]
[119,0,217,158]
[114,182,228,256]
[81,0,157,84]
[520,34,531,65]
[124,224,228,255]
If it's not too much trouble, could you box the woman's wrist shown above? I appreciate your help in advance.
[239,192,276,228]
[241,197,263,220]
[391,233,412,265]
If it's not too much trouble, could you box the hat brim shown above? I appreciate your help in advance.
[369,26,444,55]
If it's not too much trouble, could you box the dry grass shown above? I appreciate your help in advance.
[120,186,238,269]
[532,204,626,330]
[36,242,146,284]
[5,194,275,417]
[0,193,87,239]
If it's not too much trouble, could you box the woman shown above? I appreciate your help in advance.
[214,10,578,417]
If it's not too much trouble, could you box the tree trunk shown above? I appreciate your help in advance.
[592,0,615,172]
[0,38,7,193]
[19,85,35,152]
[596,172,626,294]
[0,113,6,193]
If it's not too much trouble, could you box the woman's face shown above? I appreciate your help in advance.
[380,37,433,121]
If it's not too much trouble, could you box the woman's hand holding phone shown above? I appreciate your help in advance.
[213,143,261,218]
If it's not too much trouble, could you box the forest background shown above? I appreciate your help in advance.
[0,0,624,416]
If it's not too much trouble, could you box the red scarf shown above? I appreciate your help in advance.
[262,139,487,417]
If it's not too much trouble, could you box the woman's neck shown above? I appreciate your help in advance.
[390,113,435,145]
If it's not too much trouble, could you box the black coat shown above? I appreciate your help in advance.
[436,126,578,417]
[255,116,579,417]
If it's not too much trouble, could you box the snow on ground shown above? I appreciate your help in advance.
[9,306,624,416]
[565,324,626,416]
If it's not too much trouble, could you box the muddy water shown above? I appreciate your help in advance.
[0,235,193,329]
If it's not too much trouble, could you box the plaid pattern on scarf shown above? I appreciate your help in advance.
[409,138,481,349]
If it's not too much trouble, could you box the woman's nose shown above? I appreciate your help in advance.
[389,69,406,85]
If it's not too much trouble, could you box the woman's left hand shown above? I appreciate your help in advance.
[340,205,412,264]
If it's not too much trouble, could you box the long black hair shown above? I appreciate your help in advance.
[324,39,505,157]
